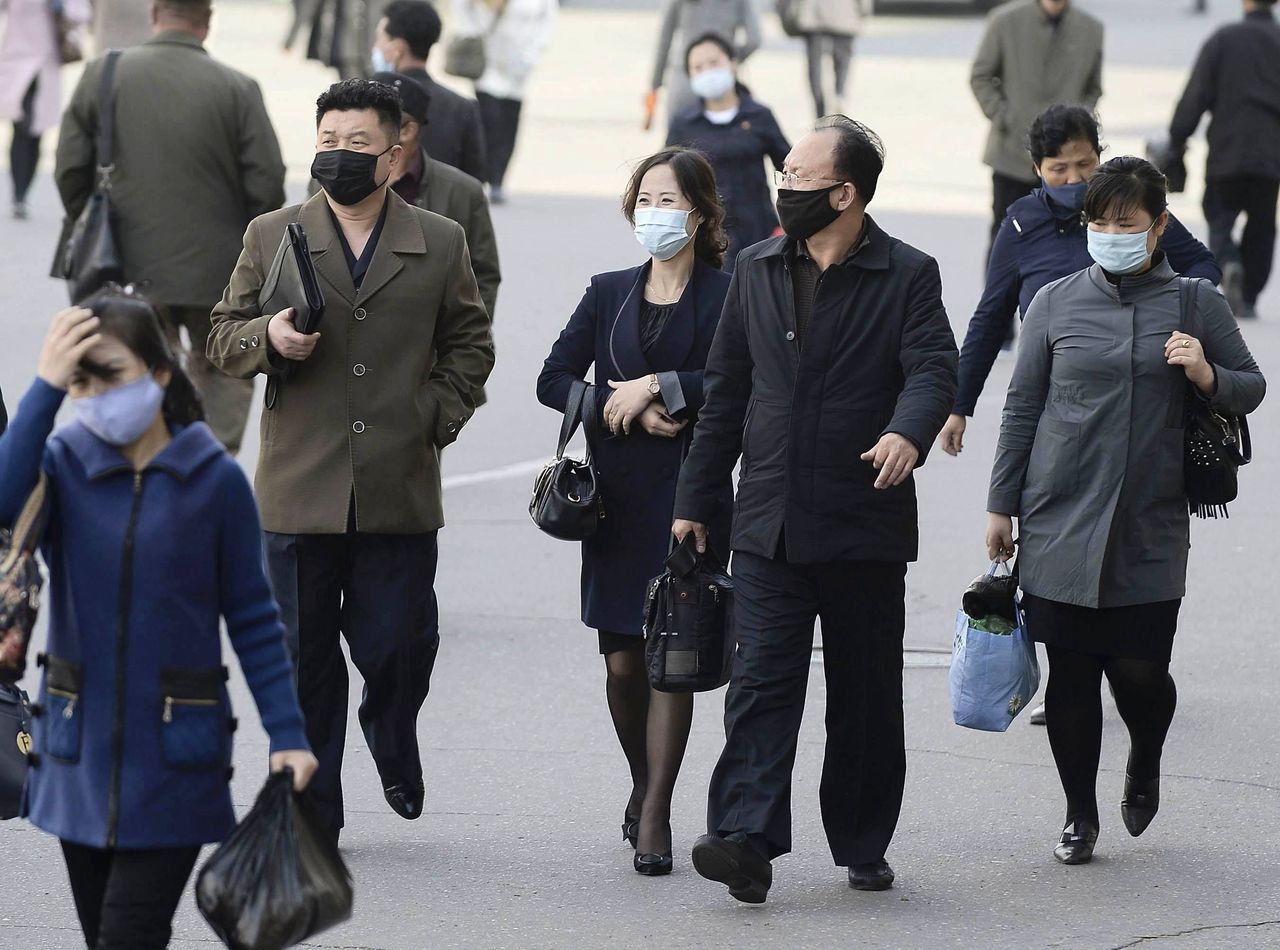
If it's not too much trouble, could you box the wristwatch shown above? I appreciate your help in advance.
[647,373,661,396]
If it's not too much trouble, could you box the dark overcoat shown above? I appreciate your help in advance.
[538,259,734,636]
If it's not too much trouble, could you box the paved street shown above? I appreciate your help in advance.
[1,1,1278,947]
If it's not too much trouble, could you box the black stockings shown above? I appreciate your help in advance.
[603,644,694,854]
[1044,646,1177,826]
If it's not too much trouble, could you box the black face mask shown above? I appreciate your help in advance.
[775,183,847,241]
[311,146,392,206]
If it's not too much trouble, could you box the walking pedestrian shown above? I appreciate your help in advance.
[0,0,90,220]
[378,71,501,326]
[649,0,761,120]
[53,0,287,456]
[1168,0,1280,320]
[986,157,1265,864]
[0,289,316,949]
[672,117,958,902]
[792,0,866,118]
[373,0,489,182]
[939,106,1220,727]
[666,33,789,272]
[970,0,1103,259]
[537,147,733,876]
[452,0,556,204]
[207,78,495,842]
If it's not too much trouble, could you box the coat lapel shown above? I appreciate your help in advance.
[606,265,650,380]
[298,193,357,306]
[357,192,426,305]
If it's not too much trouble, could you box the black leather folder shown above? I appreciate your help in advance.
[259,222,325,335]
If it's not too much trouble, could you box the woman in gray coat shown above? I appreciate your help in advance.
[986,157,1264,866]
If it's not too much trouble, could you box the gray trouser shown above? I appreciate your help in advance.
[160,305,254,454]
[804,33,855,117]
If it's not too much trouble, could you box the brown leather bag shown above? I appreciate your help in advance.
[0,474,49,685]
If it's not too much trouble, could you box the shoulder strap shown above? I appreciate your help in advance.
[1,473,48,573]
[556,380,588,459]
[1177,275,1199,335]
[96,50,124,178]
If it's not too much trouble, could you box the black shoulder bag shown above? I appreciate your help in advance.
[1178,277,1252,519]
[61,50,125,303]
[0,683,33,820]
[529,380,605,540]
[644,533,736,693]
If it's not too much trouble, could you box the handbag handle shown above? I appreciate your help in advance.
[664,531,726,579]
[556,380,589,460]
[1,473,48,573]
[95,50,123,187]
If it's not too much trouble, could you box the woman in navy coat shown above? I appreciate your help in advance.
[538,147,733,876]
[0,289,315,949]
[666,33,790,272]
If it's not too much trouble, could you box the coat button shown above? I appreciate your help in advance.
[446,421,459,434]
[353,363,366,376]
[354,307,367,320]
[352,421,366,433]
[239,339,248,349]
[250,336,260,348]
[785,331,796,341]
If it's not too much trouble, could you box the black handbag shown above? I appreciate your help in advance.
[643,534,736,693]
[529,380,604,540]
[0,474,48,685]
[60,49,124,303]
[0,683,33,820]
[260,221,326,409]
[1178,278,1252,518]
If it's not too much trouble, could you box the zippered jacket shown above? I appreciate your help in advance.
[0,379,307,849]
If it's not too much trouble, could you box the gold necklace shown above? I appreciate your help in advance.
[645,278,686,304]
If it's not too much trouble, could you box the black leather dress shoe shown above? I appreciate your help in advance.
[1121,774,1160,837]
[691,832,772,904]
[1053,819,1099,865]
[634,851,673,876]
[622,811,640,849]
[383,780,425,820]
[847,860,895,891]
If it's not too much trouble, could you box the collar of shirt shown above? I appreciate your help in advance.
[391,148,425,204]
[791,220,871,270]
[704,106,740,125]
[328,194,391,289]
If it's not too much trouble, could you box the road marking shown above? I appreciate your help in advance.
[442,457,547,490]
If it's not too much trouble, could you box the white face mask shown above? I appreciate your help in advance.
[690,66,735,101]
[1087,221,1157,275]
[633,208,697,261]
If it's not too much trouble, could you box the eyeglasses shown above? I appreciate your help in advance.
[774,170,846,189]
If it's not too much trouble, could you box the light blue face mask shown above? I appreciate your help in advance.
[1042,178,1088,211]
[1086,221,1156,275]
[371,46,391,73]
[74,373,165,447]
[633,208,697,261]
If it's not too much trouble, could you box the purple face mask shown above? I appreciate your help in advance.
[74,373,164,446]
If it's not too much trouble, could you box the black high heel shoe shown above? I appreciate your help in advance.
[1121,773,1160,837]
[634,851,673,876]
[622,811,640,849]
[1053,818,1099,865]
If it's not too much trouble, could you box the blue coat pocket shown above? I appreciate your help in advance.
[159,666,230,772]
[41,655,84,764]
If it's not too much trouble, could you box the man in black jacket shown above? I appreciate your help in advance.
[373,0,488,183]
[672,117,957,903]
[1169,0,1280,320]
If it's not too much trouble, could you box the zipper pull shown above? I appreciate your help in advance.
[133,472,143,494]
[163,696,173,723]
[63,697,76,719]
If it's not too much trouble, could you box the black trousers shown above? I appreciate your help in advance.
[10,79,40,204]
[265,530,440,832]
[1203,175,1279,306]
[476,91,523,189]
[60,840,200,950]
[707,551,907,866]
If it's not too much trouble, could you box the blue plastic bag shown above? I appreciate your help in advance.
[949,592,1040,733]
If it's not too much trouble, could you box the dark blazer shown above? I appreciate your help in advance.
[954,189,1221,416]
[537,259,733,636]
[666,91,789,269]
[54,32,286,308]
[674,217,958,564]
[208,190,494,535]
[400,67,489,183]
[0,380,307,849]
[1170,7,1280,182]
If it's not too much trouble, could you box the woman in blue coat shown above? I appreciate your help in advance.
[538,147,733,876]
[0,289,316,949]
[666,33,790,272]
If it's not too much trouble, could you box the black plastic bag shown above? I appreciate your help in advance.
[962,560,1019,624]
[196,769,353,950]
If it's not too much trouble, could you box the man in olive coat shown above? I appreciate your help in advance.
[207,79,494,838]
[54,0,286,453]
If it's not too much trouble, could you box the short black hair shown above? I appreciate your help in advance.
[683,32,735,74]
[382,0,442,59]
[371,71,430,126]
[315,78,402,146]
[1083,156,1167,223]
[1027,105,1102,165]
[813,115,885,205]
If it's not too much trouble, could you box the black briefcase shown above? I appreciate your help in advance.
[0,683,32,820]
[644,535,735,693]
[260,222,325,336]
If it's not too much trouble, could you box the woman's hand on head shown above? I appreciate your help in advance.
[37,307,101,391]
